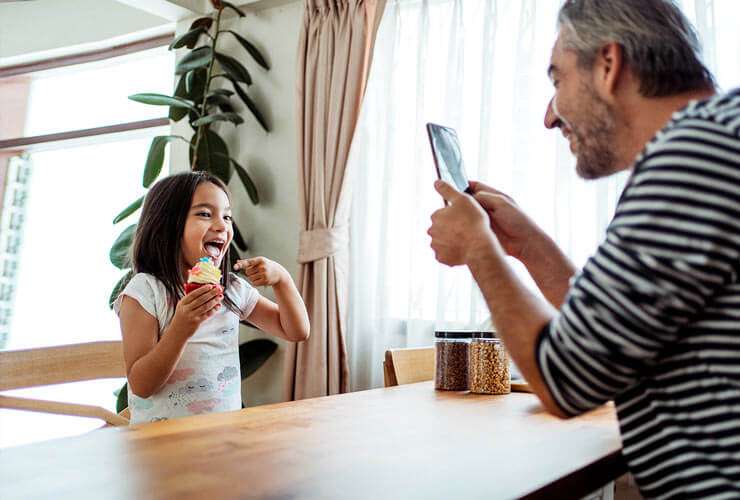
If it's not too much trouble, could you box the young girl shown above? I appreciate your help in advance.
[114,171,309,424]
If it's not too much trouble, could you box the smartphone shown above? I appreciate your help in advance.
[426,122,472,194]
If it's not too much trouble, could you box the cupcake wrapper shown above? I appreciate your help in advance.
[185,283,223,294]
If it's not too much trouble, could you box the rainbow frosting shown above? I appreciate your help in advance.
[187,257,222,285]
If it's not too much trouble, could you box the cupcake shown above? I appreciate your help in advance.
[185,257,224,294]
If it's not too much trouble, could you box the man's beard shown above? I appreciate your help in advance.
[572,84,620,180]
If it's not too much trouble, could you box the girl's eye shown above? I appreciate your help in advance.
[224,215,233,222]
[196,211,211,218]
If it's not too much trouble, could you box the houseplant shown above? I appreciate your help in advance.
[110,0,277,408]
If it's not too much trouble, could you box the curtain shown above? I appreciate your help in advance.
[346,0,740,392]
[284,0,387,400]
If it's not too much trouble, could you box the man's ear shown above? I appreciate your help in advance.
[592,42,623,101]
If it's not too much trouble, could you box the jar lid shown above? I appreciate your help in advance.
[472,331,496,339]
[471,336,501,343]
[435,331,477,339]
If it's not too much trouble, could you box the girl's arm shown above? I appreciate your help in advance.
[119,285,223,398]
[234,258,310,342]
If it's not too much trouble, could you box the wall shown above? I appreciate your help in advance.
[0,0,169,61]
[171,0,303,406]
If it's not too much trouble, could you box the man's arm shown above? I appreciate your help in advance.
[432,134,738,415]
[428,181,567,416]
[518,230,577,308]
[470,182,577,307]
[466,234,568,417]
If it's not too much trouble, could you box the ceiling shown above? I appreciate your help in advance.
[0,0,171,62]
[0,0,270,65]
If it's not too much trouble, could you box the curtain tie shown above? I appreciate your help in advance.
[298,225,349,263]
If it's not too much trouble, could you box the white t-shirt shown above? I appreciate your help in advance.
[114,273,260,424]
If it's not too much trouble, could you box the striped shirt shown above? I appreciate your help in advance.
[537,88,740,499]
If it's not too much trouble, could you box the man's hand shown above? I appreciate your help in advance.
[469,181,544,262]
[428,180,497,266]
[234,257,288,287]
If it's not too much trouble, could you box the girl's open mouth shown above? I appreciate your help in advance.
[203,239,226,260]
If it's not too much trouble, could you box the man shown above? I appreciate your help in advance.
[427,0,740,497]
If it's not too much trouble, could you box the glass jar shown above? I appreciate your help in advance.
[469,334,511,395]
[434,331,474,391]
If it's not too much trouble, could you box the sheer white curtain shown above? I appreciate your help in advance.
[346,0,740,392]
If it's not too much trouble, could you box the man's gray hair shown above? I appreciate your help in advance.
[557,0,716,97]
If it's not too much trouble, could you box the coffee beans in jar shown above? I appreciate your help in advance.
[469,335,510,395]
[434,331,474,391]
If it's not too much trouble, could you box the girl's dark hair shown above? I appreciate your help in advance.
[131,171,241,316]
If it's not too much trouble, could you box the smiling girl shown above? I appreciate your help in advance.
[114,172,309,423]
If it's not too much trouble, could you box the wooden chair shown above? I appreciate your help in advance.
[383,347,434,387]
[0,341,129,426]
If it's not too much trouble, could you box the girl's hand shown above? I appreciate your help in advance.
[170,285,223,337]
[234,257,287,287]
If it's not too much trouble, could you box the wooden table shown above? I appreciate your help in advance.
[0,382,625,499]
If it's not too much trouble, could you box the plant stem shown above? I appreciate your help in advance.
[191,6,223,170]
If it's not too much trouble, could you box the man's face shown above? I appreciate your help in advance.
[544,33,621,180]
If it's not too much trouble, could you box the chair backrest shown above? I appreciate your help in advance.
[0,341,129,426]
[0,341,126,391]
[383,347,434,387]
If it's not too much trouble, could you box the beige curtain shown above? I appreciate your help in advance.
[284,0,386,400]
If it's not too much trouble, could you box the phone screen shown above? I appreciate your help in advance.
[426,123,471,194]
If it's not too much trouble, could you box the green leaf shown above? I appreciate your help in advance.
[239,339,278,379]
[185,67,207,99]
[222,1,246,18]
[129,93,196,111]
[192,112,244,127]
[176,69,208,124]
[206,93,232,108]
[174,74,188,99]
[190,16,213,32]
[215,53,252,85]
[110,224,137,269]
[230,156,259,204]
[170,76,189,121]
[144,137,167,186]
[189,128,232,183]
[175,46,213,75]
[115,382,128,414]
[207,91,235,113]
[229,79,270,132]
[214,153,259,204]
[109,270,134,309]
[188,109,200,129]
[209,88,234,97]
[232,224,248,251]
[224,30,269,70]
[185,71,195,94]
[143,135,181,187]
[113,196,144,224]
[169,27,205,50]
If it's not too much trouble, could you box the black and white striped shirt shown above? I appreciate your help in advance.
[537,88,740,499]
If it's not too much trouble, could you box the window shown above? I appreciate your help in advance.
[346,0,740,391]
[0,45,173,448]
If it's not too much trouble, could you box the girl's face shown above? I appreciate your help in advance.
[181,182,234,273]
